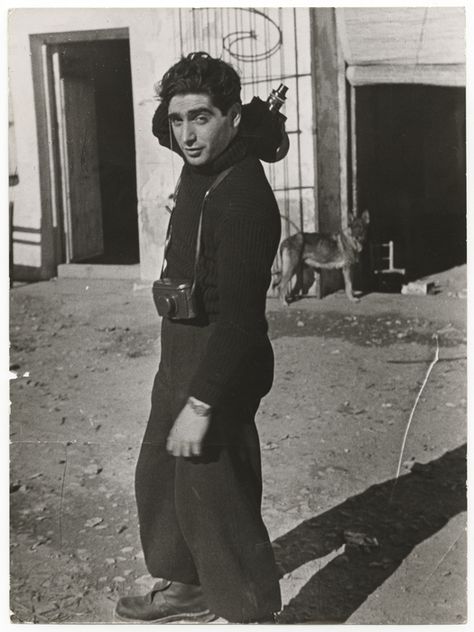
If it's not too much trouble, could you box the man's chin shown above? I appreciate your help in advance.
[184,151,209,166]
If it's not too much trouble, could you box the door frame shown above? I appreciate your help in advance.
[30,27,129,278]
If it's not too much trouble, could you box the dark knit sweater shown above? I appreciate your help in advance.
[162,133,281,408]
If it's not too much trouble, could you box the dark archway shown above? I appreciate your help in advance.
[356,85,465,284]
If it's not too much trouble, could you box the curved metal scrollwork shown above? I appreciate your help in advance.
[223,8,282,61]
[191,7,282,62]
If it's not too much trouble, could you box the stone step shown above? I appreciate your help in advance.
[57,264,140,280]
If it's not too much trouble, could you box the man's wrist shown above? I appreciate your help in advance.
[187,396,211,417]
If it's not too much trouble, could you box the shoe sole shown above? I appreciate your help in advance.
[114,609,217,624]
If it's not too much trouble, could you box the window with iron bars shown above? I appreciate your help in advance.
[173,7,316,247]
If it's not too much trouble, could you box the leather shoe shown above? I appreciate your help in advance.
[115,578,216,623]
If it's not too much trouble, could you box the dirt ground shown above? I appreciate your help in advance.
[9,266,467,625]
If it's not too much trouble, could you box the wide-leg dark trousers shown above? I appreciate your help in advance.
[135,318,281,622]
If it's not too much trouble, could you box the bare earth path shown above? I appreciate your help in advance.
[9,269,466,624]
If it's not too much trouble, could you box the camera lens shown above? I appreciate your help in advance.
[157,295,177,317]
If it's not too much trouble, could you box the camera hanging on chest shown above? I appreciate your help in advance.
[152,166,234,320]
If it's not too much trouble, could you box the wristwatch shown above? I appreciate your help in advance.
[187,397,211,417]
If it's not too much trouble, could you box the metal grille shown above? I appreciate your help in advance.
[173,7,315,239]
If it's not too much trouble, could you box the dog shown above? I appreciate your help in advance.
[273,210,370,304]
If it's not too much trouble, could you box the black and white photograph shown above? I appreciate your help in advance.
[7,3,467,625]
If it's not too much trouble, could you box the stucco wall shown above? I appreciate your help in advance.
[8,8,180,280]
[9,8,316,282]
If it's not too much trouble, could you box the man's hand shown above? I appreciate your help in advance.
[166,397,211,457]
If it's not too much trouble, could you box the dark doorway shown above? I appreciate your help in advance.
[356,85,466,282]
[56,39,139,264]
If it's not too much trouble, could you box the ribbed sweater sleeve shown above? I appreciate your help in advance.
[189,207,278,407]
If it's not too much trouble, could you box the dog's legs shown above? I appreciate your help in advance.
[342,265,359,302]
[301,265,315,296]
[292,265,302,297]
[291,264,315,299]
[279,248,298,306]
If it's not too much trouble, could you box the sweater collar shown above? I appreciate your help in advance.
[188,134,248,176]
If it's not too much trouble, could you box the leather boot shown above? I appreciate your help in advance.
[115,578,216,623]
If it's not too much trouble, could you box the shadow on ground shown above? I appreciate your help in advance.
[273,444,466,623]
[267,310,465,348]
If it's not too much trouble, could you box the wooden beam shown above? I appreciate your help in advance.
[310,8,347,296]
[34,27,129,45]
[30,35,57,279]
[309,10,320,233]
[350,84,358,216]
[337,19,349,229]
[346,63,465,87]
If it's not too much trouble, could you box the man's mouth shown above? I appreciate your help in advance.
[185,147,203,156]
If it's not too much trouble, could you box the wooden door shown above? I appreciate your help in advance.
[54,52,104,262]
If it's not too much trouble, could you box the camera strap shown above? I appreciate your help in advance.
[160,165,235,287]
[159,174,182,279]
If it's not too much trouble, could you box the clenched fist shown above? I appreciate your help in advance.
[166,397,211,457]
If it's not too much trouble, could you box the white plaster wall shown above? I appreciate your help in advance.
[8,8,182,279]
[9,8,317,280]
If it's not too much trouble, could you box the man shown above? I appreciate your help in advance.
[116,52,288,624]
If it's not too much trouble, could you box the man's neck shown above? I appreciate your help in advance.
[190,128,245,175]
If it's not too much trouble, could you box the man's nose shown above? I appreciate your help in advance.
[182,121,196,145]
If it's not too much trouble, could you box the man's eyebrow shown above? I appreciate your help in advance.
[188,107,214,117]
[168,107,214,120]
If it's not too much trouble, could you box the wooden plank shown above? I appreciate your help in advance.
[350,84,357,216]
[337,21,348,229]
[53,51,73,262]
[60,75,104,261]
[340,7,465,66]
[346,64,465,87]
[309,9,320,233]
[37,28,129,45]
[310,8,345,297]
[29,35,57,279]
[311,7,341,234]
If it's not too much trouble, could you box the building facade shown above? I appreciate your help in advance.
[8,7,465,288]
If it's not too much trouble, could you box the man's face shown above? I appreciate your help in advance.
[168,93,241,166]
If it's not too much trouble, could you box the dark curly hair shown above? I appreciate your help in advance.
[158,52,241,114]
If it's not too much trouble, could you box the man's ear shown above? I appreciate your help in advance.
[229,103,241,129]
